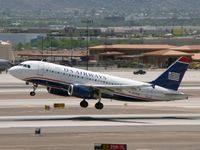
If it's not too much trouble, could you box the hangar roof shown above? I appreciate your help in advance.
[170,45,200,52]
[90,44,200,53]
[143,50,193,56]
[99,51,124,56]
[16,50,87,57]
[192,53,200,61]
[90,44,175,51]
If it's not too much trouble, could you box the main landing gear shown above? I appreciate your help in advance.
[95,91,104,110]
[95,101,103,110]
[80,90,104,110]
[30,84,38,96]
[80,99,88,108]
[80,99,104,110]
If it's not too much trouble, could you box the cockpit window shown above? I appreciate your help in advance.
[19,63,31,69]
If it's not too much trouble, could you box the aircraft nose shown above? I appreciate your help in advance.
[8,66,20,77]
[8,66,15,75]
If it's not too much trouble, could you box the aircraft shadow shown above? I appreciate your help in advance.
[0,116,195,124]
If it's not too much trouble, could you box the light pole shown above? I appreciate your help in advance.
[50,36,53,62]
[82,18,93,70]
[68,27,74,67]
[65,26,74,66]
[41,36,44,60]
[70,33,73,67]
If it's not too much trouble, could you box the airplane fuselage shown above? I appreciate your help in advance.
[9,61,187,101]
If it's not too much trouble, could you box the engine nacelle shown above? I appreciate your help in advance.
[68,84,96,99]
[47,87,69,96]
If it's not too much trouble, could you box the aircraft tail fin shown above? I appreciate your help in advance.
[150,57,191,91]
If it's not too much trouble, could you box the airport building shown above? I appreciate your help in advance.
[0,40,14,62]
[89,44,199,68]
[15,50,87,65]
[14,44,200,68]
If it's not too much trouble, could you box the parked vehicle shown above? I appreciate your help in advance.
[133,69,146,75]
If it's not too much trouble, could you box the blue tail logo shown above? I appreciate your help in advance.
[150,57,191,91]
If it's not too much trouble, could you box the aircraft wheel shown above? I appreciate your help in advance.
[95,102,104,110]
[30,91,36,96]
[80,100,88,108]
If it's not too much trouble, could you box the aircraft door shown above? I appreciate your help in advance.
[37,63,44,76]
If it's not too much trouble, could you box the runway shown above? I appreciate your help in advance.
[1,71,200,150]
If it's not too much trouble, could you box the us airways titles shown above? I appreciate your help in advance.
[63,68,107,81]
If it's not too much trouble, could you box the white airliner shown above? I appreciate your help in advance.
[8,57,191,109]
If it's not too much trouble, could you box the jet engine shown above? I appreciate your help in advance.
[47,87,69,96]
[68,84,97,99]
